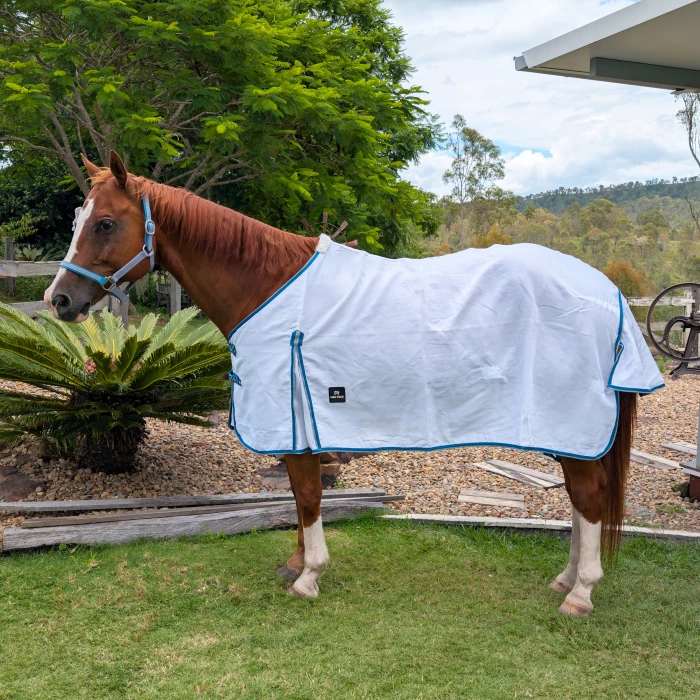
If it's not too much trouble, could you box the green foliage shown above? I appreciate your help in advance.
[440,116,513,247]
[0,304,230,473]
[518,178,700,214]
[0,213,43,242]
[427,193,700,291]
[442,115,505,204]
[603,260,651,297]
[0,153,82,252]
[0,0,440,254]
[0,276,54,304]
[14,244,62,262]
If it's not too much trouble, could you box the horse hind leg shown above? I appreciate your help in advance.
[549,502,580,594]
[284,452,328,598]
[555,457,606,617]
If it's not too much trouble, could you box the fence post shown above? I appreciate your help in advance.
[108,288,130,328]
[3,237,14,295]
[169,275,182,316]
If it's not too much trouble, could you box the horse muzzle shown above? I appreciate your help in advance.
[44,286,92,323]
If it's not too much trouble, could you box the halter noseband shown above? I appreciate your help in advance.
[59,195,156,303]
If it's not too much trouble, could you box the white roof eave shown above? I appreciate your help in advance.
[517,0,696,71]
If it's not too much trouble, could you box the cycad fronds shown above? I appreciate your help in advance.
[0,302,231,473]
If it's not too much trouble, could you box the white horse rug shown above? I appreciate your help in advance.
[227,236,663,459]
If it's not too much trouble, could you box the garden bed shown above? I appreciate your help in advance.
[2,374,700,532]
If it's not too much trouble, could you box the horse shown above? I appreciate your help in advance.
[44,152,659,617]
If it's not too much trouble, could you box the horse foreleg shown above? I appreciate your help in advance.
[276,457,305,581]
[556,457,605,617]
[284,452,328,598]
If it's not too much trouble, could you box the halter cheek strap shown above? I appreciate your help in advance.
[59,195,156,304]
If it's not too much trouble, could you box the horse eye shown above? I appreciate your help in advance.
[99,220,114,231]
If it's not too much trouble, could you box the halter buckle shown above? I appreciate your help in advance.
[101,276,118,292]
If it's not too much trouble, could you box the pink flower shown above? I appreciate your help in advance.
[85,359,96,373]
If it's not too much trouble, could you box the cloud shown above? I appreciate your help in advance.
[382,0,699,196]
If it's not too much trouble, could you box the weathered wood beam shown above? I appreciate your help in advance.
[21,494,404,528]
[0,260,61,278]
[0,487,388,513]
[2,500,387,551]
[488,459,564,485]
[661,441,697,456]
[627,296,692,308]
[8,297,109,318]
[630,449,680,471]
[458,488,525,509]
[381,514,700,542]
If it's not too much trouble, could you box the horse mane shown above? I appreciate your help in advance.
[89,169,318,274]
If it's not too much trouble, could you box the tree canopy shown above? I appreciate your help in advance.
[0,0,440,252]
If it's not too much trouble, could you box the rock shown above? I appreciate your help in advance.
[0,465,45,502]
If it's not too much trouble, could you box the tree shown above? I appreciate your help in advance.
[442,115,505,244]
[677,94,700,170]
[603,260,650,298]
[472,223,510,249]
[0,152,83,251]
[0,305,230,474]
[0,0,440,252]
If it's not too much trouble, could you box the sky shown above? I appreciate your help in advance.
[381,0,698,197]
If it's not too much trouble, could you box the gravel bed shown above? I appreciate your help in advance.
[2,374,700,533]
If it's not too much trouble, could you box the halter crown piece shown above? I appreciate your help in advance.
[59,195,156,303]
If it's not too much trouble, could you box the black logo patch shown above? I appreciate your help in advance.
[329,387,346,403]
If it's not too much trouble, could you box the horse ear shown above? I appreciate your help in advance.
[109,151,128,188]
[81,154,102,181]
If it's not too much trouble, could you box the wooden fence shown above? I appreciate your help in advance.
[1,237,186,324]
[1,237,124,324]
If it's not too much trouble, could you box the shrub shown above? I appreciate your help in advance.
[472,224,511,249]
[0,304,231,473]
[603,260,652,297]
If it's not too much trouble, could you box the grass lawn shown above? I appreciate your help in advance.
[1,518,698,699]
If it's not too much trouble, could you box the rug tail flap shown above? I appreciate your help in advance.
[609,299,665,393]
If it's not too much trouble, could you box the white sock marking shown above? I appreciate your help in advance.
[564,512,603,611]
[555,506,581,589]
[292,517,328,598]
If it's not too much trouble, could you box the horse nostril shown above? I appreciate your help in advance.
[52,293,71,310]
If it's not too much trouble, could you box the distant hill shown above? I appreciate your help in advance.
[517,178,700,214]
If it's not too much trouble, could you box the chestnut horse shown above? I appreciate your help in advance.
[45,153,636,616]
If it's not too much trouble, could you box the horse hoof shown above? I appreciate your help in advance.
[559,599,592,617]
[277,564,302,581]
[549,578,573,594]
[287,583,318,599]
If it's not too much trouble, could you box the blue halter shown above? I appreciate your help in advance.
[60,195,156,303]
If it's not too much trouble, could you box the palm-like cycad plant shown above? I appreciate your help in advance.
[0,303,231,474]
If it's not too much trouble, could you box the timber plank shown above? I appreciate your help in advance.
[6,297,109,318]
[488,460,564,485]
[0,260,61,278]
[473,461,542,487]
[0,487,386,513]
[661,441,697,456]
[3,500,388,552]
[458,488,525,509]
[630,449,680,471]
[21,494,404,528]
[381,514,700,542]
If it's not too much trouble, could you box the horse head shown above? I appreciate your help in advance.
[45,152,152,322]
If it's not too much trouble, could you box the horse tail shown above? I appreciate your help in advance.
[601,391,637,560]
